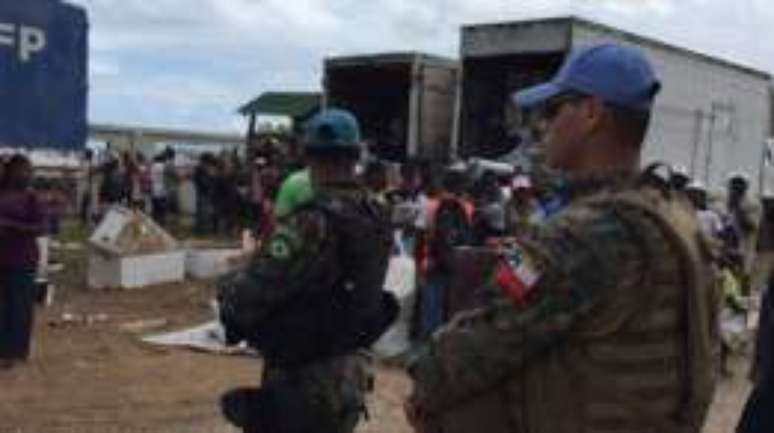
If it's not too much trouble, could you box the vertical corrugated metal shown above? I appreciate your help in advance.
[419,62,458,161]
[450,65,463,160]
[407,54,422,158]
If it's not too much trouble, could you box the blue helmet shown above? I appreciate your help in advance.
[304,109,362,158]
[513,43,661,112]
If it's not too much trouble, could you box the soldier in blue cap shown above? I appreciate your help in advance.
[406,43,719,433]
[218,109,398,433]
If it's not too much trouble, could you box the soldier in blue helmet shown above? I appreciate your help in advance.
[218,109,398,433]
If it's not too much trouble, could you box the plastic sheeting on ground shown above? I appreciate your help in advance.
[142,320,255,356]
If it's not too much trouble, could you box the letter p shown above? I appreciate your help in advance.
[19,26,46,63]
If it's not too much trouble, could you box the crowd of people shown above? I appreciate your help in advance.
[82,147,256,236]
[84,148,182,227]
[66,136,556,266]
[673,171,763,374]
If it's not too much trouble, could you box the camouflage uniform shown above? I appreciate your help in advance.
[409,173,719,433]
[259,353,372,433]
[219,183,393,433]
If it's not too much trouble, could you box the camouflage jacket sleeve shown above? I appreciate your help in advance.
[409,203,645,414]
[220,205,339,324]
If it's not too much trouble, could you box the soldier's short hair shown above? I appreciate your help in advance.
[609,105,652,148]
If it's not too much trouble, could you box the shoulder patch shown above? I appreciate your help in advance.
[267,227,303,261]
[495,242,545,305]
[269,236,292,260]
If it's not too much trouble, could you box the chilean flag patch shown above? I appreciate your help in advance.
[495,246,543,304]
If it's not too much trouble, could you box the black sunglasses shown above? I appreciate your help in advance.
[541,92,589,120]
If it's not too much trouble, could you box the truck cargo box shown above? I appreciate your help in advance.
[325,53,459,162]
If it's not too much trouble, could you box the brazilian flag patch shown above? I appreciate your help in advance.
[269,237,292,260]
[495,243,544,305]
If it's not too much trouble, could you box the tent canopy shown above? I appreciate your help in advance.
[239,92,322,120]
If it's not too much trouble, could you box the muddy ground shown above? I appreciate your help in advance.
[0,235,755,433]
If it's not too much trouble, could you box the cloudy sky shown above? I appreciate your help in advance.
[68,0,774,134]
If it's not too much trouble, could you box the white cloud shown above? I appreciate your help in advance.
[586,0,675,16]
[90,59,120,78]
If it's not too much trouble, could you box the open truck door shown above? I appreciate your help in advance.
[324,53,458,163]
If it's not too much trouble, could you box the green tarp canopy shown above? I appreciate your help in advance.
[239,92,322,120]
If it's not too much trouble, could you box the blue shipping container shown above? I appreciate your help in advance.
[0,0,88,150]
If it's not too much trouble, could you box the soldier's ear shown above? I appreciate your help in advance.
[574,96,604,136]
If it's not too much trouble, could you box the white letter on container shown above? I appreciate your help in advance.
[19,26,46,62]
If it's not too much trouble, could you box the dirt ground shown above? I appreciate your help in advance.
[0,238,755,433]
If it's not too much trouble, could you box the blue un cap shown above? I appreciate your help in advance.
[513,43,661,112]
[305,108,362,158]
